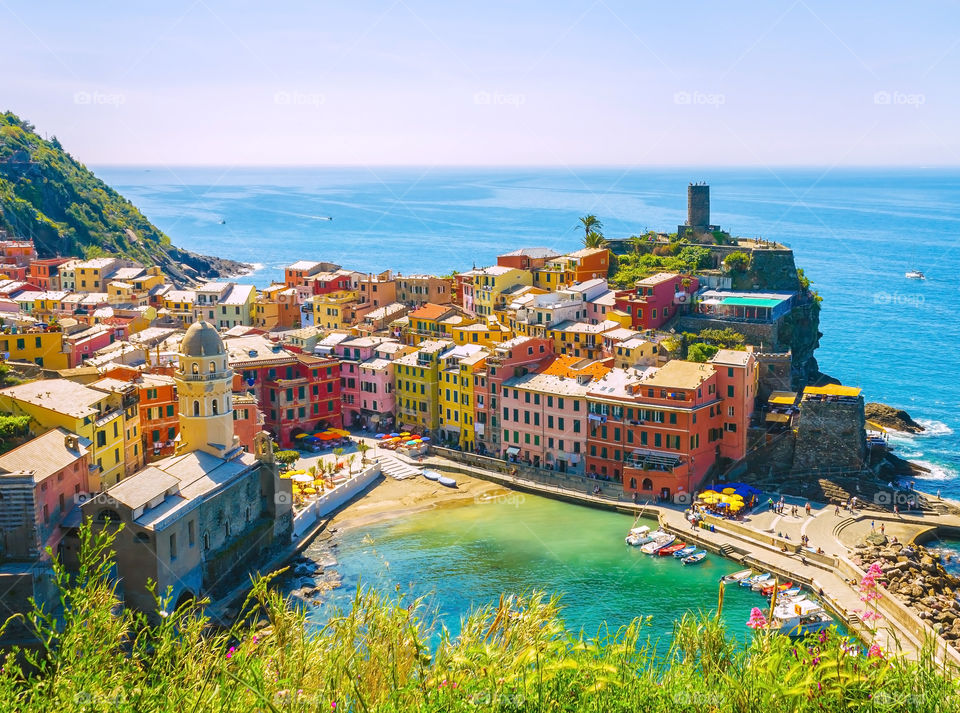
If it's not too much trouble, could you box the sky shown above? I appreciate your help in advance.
[2,1,959,166]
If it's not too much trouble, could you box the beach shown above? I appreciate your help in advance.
[326,468,509,531]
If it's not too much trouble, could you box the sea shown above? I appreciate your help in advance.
[93,165,959,638]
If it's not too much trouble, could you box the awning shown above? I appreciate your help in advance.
[506,446,520,456]
[866,420,887,433]
[765,413,791,423]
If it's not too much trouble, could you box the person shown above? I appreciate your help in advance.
[835,503,840,516]
[938,489,942,500]
[871,520,875,532]
[894,504,899,516]
[805,502,812,516]
[880,523,885,535]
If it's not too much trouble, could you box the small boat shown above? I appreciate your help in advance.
[682,551,707,565]
[721,569,753,584]
[625,526,652,547]
[767,599,834,637]
[437,476,457,488]
[777,587,802,600]
[640,534,676,555]
[761,581,793,597]
[905,269,925,280]
[743,573,772,589]
[673,545,697,559]
[659,542,687,557]
[423,470,441,481]
[218,218,226,225]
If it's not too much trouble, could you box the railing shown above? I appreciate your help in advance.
[182,371,233,382]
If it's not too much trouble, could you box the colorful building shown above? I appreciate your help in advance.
[394,340,449,433]
[613,273,698,330]
[471,266,533,318]
[438,345,485,449]
[395,274,452,306]
[0,326,71,369]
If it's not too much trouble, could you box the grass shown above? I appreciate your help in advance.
[1,524,959,711]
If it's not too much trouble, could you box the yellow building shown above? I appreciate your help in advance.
[404,303,461,345]
[0,328,71,370]
[393,340,448,432]
[312,290,359,330]
[438,348,486,450]
[0,378,140,488]
[163,289,197,326]
[547,319,620,360]
[472,266,533,317]
[74,258,121,293]
[450,321,511,348]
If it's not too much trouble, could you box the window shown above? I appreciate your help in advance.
[193,400,200,416]
[212,399,219,415]
[727,385,734,398]
[170,533,178,560]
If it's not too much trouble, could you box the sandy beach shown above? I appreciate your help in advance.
[326,468,509,531]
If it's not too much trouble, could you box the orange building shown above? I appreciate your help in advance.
[102,365,180,461]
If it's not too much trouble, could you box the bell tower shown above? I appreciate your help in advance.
[175,320,238,458]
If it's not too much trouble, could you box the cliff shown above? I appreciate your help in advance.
[865,402,926,434]
[0,112,249,286]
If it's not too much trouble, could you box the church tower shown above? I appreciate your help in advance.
[175,320,239,458]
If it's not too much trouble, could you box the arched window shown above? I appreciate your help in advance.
[96,508,121,522]
[192,363,199,374]
[629,477,637,490]
[203,532,210,551]
[642,478,653,491]
[208,361,216,373]
[211,399,219,415]
[225,395,231,410]
[193,400,200,416]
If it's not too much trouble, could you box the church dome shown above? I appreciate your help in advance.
[180,320,225,357]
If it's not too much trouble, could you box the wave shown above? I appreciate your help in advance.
[904,459,958,483]
[915,419,954,437]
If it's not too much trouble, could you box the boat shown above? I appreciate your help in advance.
[905,269,925,279]
[721,569,754,584]
[777,587,802,600]
[682,551,707,565]
[673,545,697,558]
[767,599,834,636]
[218,218,226,225]
[640,534,676,555]
[438,476,457,488]
[423,470,441,481]
[625,526,652,547]
[659,541,687,557]
[761,581,793,597]
[742,573,772,589]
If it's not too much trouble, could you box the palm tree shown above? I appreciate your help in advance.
[579,214,603,244]
[357,441,371,464]
[584,231,608,249]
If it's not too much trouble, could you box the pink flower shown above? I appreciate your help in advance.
[746,607,768,629]
[868,643,883,659]
[226,646,236,659]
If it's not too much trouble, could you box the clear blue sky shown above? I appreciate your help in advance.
[2,1,958,166]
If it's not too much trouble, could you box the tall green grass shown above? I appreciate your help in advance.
[1,525,958,711]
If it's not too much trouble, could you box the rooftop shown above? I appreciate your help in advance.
[709,349,752,367]
[0,379,110,418]
[409,303,453,321]
[504,371,590,397]
[640,360,715,390]
[499,247,561,259]
[637,272,681,286]
[0,428,89,482]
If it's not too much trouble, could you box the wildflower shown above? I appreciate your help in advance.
[226,646,236,659]
[746,607,768,629]
[868,643,883,659]
[158,610,170,618]
[331,703,336,710]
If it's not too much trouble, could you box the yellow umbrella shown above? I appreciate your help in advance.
[722,487,736,494]
[399,432,411,437]
[700,490,719,497]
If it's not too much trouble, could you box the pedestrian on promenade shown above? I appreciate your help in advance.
[835,503,840,516]
[805,502,812,516]
[870,520,875,532]
[881,523,885,535]
[894,504,899,517]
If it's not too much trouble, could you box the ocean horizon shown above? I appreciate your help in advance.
[96,165,960,494]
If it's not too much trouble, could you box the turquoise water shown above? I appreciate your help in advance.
[308,493,761,643]
[96,166,960,493]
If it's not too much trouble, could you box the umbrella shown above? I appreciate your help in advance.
[291,473,314,483]
[722,487,736,494]
[400,432,411,437]
[294,433,308,439]
[700,490,719,497]
[389,433,400,438]
[375,433,386,439]
[421,436,431,442]
[405,440,418,446]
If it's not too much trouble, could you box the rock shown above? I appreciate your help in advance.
[865,403,925,434]
[865,533,888,547]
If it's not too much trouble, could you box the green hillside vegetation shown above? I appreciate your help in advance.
[610,243,711,288]
[0,112,246,285]
[1,524,956,712]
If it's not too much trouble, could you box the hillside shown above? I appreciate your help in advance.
[0,112,248,285]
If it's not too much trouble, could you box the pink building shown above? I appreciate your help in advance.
[335,336,401,430]
[0,428,91,559]
[64,324,113,366]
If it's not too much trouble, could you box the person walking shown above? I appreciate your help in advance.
[834,502,840,516]
[805,502,812,516]
[880,523,886,536]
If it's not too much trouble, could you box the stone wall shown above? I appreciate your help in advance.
[675,315,781,347]
[792,396,867,473]
[756,351,793,402]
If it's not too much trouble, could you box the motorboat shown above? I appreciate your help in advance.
[640,534,676,555]
[625,526,652,547]
[659,541,687,557]
[423,470,441,481]
[673,545,697,558]
[768,599,834,636]
[905,269,925,280]
[438,475,457,488]
[742,573,772,589]
[682,551,707,565]
[721,569,754,584]
[777,587,802,600]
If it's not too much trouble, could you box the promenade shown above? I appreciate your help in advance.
[423,447,960,665]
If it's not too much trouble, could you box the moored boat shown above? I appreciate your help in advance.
[640,534,676,555]
[673,545,697,558]
[625,526,652,546]
[768,599,834,636]
[761,581,794,597]
[437,475,457,488]
[721,569,753,584]
[682,551,707,565]
[659,541,686,556]
[423,470,441,481]
[743,573,772,589]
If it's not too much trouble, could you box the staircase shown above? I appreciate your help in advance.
[718,543,739,558]
[377,455,421,481]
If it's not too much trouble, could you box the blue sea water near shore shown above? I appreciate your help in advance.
[98,165,960,495]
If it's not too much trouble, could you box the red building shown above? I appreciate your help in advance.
[585,348,756,501]
[613,272,698,331]
[29,258,73,290]
[225,334,342,447]
[496,247,560,271]
[102,365,180,461]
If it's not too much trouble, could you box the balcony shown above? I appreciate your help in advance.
[624,449,683,472]
[182,371,234,382]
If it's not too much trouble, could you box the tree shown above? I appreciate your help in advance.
[723,251,751,273]
[357,440,371,464]
[0,414,30,454]
[687,343,720,363]
[275,450,300,467]
[579,214,603,244]
[584,231,608,249]
[627,235,644,256]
